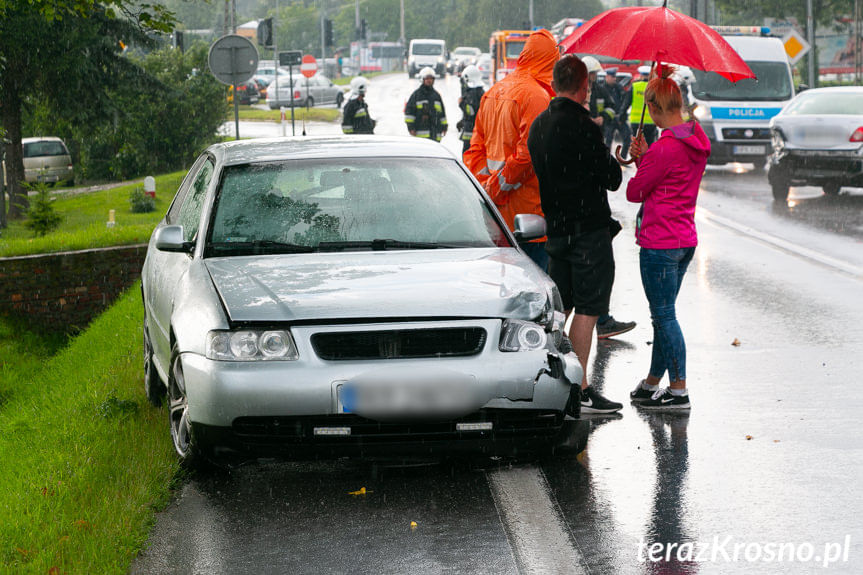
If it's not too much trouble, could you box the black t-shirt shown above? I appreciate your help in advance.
[527,96,622,238]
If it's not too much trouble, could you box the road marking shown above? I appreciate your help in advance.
[697,207,863,280]
[487,466,587,574]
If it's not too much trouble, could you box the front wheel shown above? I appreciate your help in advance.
[822,183,842,196]
[167,344,216,471]
[771,180,789,202]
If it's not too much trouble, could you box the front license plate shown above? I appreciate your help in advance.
[37,174,59,182]
[733,145,766,155]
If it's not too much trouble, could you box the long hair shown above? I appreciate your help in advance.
[645,64,682,114]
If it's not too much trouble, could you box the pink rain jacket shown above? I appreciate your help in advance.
[626,121,711,249]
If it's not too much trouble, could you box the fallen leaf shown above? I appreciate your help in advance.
[773,440,781,443]
[745,435,753,440]
[73,520,91,531]
[348,487,371,496]
[48,567,61,575]
[731,338,741,347]
[410,521,418,530]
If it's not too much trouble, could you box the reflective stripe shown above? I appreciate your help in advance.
[465,104,474,115]
[404,115,416,121]
[416,130,431,137]
[355,110,368,117]
[499,173,522,192]
[342,126,354,133]
[479,167,491,176]
[460,131,473,141]
[440,119,448,126]
[487,159,505,171]
[417,100,429,108]
[434,102,443,112]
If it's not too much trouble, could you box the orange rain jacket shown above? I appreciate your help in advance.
[464,29,559,240]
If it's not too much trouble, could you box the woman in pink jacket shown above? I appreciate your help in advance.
[626,65,710,410]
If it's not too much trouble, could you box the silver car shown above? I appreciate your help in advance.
[141,136,582,467]
[266,73,345,109]
[768,86,863,201]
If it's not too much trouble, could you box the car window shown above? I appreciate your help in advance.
[23,141,68,158]
[207,158,511,254]
[692,61,793,101]
[166,154,208,224]
[412,43,443,56]
[784,92,863,116]
[177,158,215,242]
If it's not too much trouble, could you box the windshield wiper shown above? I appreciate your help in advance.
[317,239,453,251]
[208,240,315,254]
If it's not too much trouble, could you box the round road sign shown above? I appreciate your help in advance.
[301,54,317,78]
[208,34,259,86]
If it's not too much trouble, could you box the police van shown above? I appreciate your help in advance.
[687,26,795,169]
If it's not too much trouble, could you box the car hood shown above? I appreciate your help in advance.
[772,115,862,151]
[204,248,554,323]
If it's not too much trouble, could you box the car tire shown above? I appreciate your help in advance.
[822,183,841,196]
[771,180,790,202]
[336,92,344,109]
[143,318,165,408]
[167,343,213,471]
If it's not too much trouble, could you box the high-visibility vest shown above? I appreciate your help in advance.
[630,80,654,125]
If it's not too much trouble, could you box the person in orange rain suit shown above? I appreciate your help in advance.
[464,28,559,270]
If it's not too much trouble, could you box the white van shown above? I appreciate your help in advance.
[407,39,447,78]
[687,32,795,168]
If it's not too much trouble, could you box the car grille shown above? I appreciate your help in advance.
[786,154,863,176]
[721,127,771,140]
[231,410,563,444]
[311,327,487,360]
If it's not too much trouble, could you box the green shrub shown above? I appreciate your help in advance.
[129,186,156,213]
[23,182,63,237]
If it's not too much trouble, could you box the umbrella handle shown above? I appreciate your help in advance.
[615,144,636,165]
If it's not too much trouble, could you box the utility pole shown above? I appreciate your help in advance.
[320,0,326,65]
[231,0,236,33]
[400,0,405,47]
[856,0,862,84]
[806,0,815,87]
[529,0,534,28]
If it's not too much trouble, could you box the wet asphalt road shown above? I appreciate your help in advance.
[137,75,863,574]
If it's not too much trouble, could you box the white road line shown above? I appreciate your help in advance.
[696,207,863,280]
[487,466,587,574]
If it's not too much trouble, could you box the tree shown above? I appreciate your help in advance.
[0,0,174,223]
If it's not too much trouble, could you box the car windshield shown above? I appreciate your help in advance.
[505,40,525,59]
[206,157,511,255]
[23,141,67,158]
[783,92,863,115]
[691,61,793,101]
[412,44,442,56]
[454,48,477,56]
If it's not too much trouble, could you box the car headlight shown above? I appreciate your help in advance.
[206,329,299,361]
[500,319,548,352]
[692,104,711,121]
[437,57,444,63]
[771,129,785,152]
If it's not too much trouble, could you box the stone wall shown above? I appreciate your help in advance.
[0,245,147,333]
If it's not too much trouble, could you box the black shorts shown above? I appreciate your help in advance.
[545,228,615,316]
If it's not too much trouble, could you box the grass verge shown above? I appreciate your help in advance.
[0,285,179,574]
[236,105,340,123]
[0,172,184,258]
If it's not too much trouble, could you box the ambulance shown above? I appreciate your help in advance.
[687,26,795,169]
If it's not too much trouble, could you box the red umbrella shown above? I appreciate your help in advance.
[559,1,756,163]
[559,3,755,82]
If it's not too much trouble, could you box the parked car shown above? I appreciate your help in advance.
[477,53,492,82]
[768,86,863,201]
[449,46,482,74]
[266,73,345,109]
[21,137,74,186]
[141,136,582,467]
[226,80,259,105]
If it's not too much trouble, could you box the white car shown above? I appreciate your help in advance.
[266,73,345,109]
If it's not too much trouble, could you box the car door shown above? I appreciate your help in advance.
[146,155,215,369]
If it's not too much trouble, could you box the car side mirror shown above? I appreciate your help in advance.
[513,213,546,242]
[155,225,194,253]
[797,84,808,92]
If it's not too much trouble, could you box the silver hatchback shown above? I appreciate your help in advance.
[266,73,345,109]
[141,136,582,467]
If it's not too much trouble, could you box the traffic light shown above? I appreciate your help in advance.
[324,19,334,46]
[360,18,367,40]
[257,17,273,47]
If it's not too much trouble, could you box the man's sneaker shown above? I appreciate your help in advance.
[630,380,656,404]
[580,386,623,414]
[638,388,691,410]
[596,316,636,340]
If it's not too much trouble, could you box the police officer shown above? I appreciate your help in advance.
[603,68,632,158]
[582,56,617,131]
[630,65,658,146]
[341,77,375,134]
[457,65,484,154]
[405,67,448,142]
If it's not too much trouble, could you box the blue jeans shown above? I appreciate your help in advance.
[639,247,695,382]
[520,241,548,272]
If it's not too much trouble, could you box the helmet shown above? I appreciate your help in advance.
[461,65,483,88]
[349,76,369,96]
[419,67,436,80]
[582,56,602,74]
[638,65,651,76]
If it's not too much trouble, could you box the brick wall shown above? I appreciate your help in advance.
[0,245,147,333]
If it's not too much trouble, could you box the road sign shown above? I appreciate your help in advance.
[208,35,259,85]
[782,30,810,66]
[301,54,317,78]
[280,50,302,67]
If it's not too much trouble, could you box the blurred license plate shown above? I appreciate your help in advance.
[733,145,765,155]
[37,175,59,182]
[338,377,477,417]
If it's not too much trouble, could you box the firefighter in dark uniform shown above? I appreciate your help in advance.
[603,68,632,158]
[405,67,448,142]
[457,64,485,154]
[341,76,375,134]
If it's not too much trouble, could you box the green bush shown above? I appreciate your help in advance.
[23,181,63,236]
[129,186,156,213]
